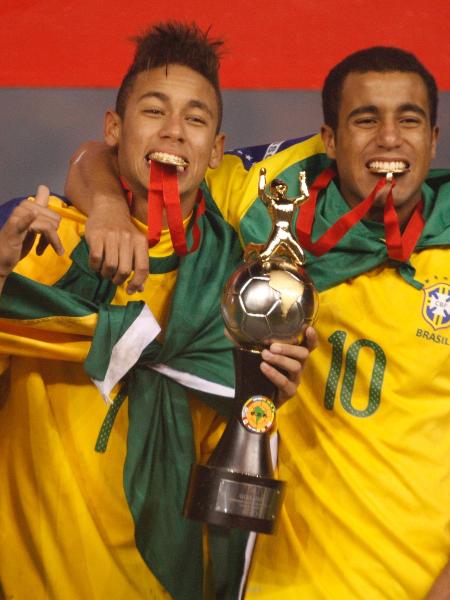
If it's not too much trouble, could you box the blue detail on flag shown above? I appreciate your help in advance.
[226,134,315,170]
[0,197,28,227]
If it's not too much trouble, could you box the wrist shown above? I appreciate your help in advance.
[92,192,131,218]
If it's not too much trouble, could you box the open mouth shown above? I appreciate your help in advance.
[366,160,410,175]
[146,151,188,172]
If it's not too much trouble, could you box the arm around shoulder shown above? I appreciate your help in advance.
[64,141,149,293]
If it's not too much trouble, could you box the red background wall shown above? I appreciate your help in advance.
[0,0,449,89]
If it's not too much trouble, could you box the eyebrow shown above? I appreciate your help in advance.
[187,99,215,119]
[397,103,428,119]
[347,103,428,121]
[137,91,169,103]
[347,105,377,120]
[137,91,215,118]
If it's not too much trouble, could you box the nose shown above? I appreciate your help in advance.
[376,118,402,149]
[159,113,185,142]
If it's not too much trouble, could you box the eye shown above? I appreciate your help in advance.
[142,107,164,116]
[186,114,208,125]
[400,116,421,126]
[354,117,377,127]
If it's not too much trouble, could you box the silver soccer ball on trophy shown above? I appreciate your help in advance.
[222,258,318,348]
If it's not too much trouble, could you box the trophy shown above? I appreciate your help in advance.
[183,168,318,533]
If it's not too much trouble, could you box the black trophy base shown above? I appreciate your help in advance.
[184,463,285,534]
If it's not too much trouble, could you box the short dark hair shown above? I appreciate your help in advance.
[322,46,438,130]
[116,21,224,131]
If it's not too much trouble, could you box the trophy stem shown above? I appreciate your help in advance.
[209,348,276,477]
[183,347,285,533]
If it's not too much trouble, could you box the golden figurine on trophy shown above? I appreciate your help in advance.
[245,168,310,267]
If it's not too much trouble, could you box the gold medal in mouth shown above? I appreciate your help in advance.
[367,160,410,175]
[147,151,188,169]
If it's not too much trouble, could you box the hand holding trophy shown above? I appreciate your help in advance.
[184,169,318,533]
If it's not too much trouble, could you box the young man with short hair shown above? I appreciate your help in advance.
[244,47,449,600]
[68,46,450,598]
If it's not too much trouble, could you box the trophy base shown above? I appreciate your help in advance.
[184,463,285,534]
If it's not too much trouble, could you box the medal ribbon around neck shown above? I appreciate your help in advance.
[296,167,425,261]
[121,161,205,256]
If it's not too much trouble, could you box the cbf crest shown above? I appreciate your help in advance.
[422,282,450,330]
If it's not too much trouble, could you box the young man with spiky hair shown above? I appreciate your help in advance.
[0,23,312,600]
[67,46,450,598]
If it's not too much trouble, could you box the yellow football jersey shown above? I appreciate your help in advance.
[0,198,223,599]
[246,247,450,599]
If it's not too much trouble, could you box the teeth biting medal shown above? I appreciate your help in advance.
[148,151,188,172]
[146,152,204,256]
[367,161,410,174]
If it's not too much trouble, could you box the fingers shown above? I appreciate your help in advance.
[87,233,106,272]
[19,187,64,256]
[0,195,63,276]
[126,236,149,294]
[9,204,38,235]
[28,187,64,256]
[33,218,64,256]
[260,344,306,401]
[34,185,50,207]
[101,231,120,280]
[303,326,319,352]
[260,326,319,403]
[111,233,133,285]
[85,227,149,293]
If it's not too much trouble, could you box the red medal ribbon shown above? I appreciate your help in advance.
[119,175,133,206]
[120,163,204,256]
[383,184,424,261]
[296,168,424,261]
[159,162,188,254]
[147,163,165,247]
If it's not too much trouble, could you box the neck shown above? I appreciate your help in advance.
[365,202,418,229]
[335,177,422,230]
[131,196,147,225]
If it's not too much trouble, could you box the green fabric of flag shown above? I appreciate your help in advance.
[120,204,247,600]
[81,199,247,600]
[0,268,100,319]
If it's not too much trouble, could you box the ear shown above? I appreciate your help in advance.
[104,110,122,148]
[430,125,439,160]
[208,132,226,169]
[321,124,337,160]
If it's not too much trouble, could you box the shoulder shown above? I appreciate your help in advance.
[207,133,325,183]
[203,133,327,228]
